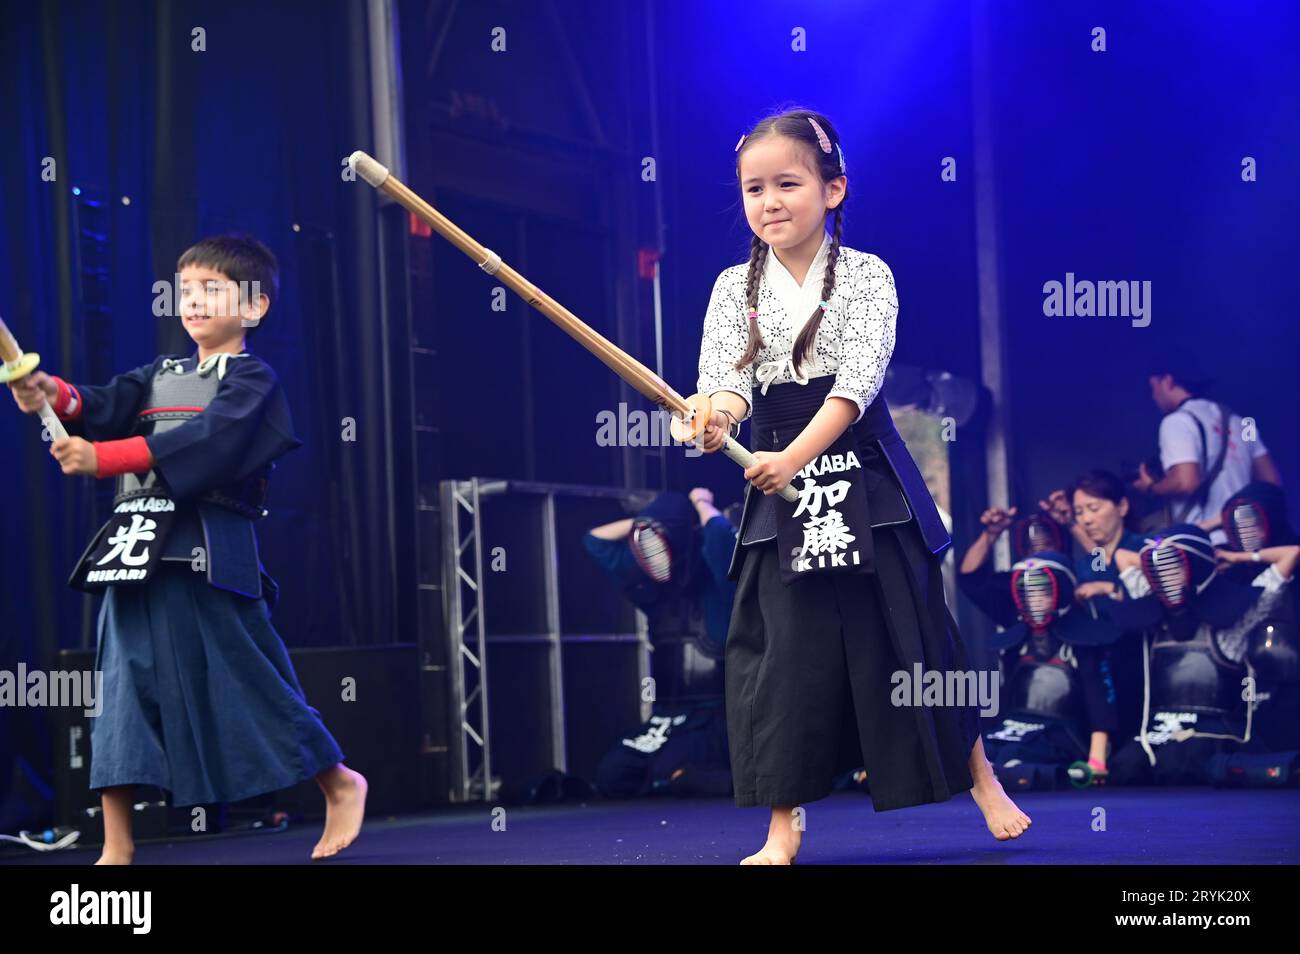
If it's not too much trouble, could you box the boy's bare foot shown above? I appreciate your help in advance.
[97,785,136,865]
[312,765,368,860]
[94,846,134,865]
[741,807,801,864]
[970,774,1031,841]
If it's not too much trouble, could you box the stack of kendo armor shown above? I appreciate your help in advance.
[1106,518,1300,786]
[980,549,1122,790]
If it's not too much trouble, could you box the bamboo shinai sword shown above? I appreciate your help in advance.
[346,150,796,503]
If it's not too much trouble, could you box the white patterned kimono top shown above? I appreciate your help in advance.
[696,230,899,426]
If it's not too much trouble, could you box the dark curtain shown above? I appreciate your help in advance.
[0,0,412,828]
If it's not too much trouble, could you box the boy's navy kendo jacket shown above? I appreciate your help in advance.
[53,351,303,607]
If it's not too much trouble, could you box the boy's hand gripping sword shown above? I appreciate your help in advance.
[0,317,70,442]
[346,150,796,503]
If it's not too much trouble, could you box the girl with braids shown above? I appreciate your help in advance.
[695,108,1030,863]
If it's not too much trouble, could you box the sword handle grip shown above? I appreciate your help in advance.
[720,435,798,503]
[37,401,69,443]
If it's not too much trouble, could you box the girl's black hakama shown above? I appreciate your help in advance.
[724,377,981,810]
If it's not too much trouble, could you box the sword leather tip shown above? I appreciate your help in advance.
[348,151,390,188]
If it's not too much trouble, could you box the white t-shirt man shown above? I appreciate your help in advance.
[1159,398,1268,543]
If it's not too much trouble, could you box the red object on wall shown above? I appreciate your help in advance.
[409,212,432,237]
[638,248,661,280]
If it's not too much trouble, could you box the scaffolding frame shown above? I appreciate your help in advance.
[440,477,653,802]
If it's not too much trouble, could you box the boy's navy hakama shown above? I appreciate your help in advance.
[91,564,343,805]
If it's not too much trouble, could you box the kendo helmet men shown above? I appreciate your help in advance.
[629,516,674,584]
[1138,524,1218,612]
[1221,482,1297,553]
[1010,553,1078,633]
[616,492,698,612]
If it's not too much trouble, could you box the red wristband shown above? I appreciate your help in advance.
[50,376,83,419]
[93,436,153,478]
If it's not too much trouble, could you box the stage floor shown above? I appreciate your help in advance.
[4,787,1298,865]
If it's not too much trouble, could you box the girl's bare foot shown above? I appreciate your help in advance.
[741,805,802,864]
[968,737,1031,840]
[312,764,368,860]
[970,774,1032,840]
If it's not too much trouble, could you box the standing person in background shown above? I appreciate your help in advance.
[1133,353,1281,545]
